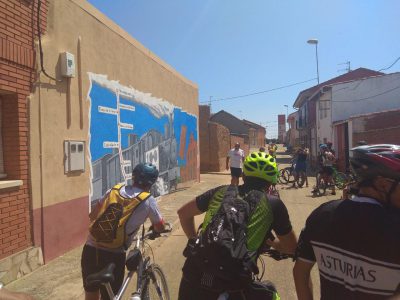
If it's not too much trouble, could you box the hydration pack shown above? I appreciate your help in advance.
[89,184,150,249]
[184,185,273,289]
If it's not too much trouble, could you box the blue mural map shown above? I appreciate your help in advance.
[88,76,197,200]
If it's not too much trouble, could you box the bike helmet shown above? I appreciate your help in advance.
[349,145,400,181]
[243,151,278,184]
[132,163,159,186]
[319,143,328,150]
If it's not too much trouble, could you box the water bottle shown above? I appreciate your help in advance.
[130,292,141,300]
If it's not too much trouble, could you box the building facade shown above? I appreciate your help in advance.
[293,68,383,167]
[0,0,49,283]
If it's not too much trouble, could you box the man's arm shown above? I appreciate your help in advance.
[226,156,230,170]
[177,199,203,239]
[293,259,315,300]
[266,229,297,255]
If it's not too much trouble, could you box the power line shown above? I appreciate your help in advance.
[199,78,317,104]
[378,56,400,72]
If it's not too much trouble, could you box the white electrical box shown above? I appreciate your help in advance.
[64,141,85,173]
[60,52,75,77]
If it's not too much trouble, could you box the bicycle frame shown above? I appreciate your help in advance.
[96,224,169,300]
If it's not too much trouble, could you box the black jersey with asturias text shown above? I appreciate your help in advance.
[296,197,400,300]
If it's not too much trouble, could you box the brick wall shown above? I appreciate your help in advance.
[199,105,210,172]
[0,0,48,259]
[208,122,230,171]
[352,110,400,146]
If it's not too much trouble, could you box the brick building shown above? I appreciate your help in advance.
[199,106,257,172]
[334,109,400,171]
[0,0,48,282]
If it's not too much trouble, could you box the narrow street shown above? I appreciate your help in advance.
[7,147,340,299]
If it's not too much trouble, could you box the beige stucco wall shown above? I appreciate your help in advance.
[30,0,198,209]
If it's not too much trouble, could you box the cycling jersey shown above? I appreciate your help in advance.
[196,185,293,237]
[296,197,400,299]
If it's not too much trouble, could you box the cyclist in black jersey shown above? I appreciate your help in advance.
[177,151,297,300]
[294,144,400,300]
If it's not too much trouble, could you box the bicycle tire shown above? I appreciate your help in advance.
[296,171,306,187]
[278,169,288,184]
[316,174,326,196]
[143,264,170,300]
[334,172,347,190]
[280,168,292,184]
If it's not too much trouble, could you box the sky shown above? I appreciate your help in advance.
[86,0,400,138]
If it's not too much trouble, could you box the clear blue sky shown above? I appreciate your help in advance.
[87,0,400,138]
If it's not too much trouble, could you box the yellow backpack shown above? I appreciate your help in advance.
[89,184,151,249]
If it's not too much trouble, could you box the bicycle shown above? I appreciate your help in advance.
[215,247,284,300]
[86,224,172,300]
[313,167,348,196]
[278,160,296,184]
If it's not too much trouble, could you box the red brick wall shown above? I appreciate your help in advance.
[208,122,230,172]
[199,105,210,172]
[0,0,48,260]
[352,110,400,146]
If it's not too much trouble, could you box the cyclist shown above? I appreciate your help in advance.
[294,145,400,299]
[313,144,336,195]
[81,163,166,300]
[293,147,309,188]
[268,143,278,158]
[178,151,297,300]
[326,141,335,156]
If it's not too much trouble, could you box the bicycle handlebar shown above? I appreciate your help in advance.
[262,248,293,261]
[141,222,173,241]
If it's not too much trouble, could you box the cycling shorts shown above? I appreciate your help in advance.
[81,244,125,298]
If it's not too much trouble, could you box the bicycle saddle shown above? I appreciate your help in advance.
[86,263,115,286]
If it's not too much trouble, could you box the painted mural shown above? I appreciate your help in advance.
[87,73,198,202]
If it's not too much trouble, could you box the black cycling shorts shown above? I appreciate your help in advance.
[230,167,242,178]
[81,244,126,299]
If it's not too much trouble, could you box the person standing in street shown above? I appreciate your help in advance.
[294,145,400,300]
[226,142,245,185]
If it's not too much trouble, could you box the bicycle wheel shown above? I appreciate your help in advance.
[296,171,306,187]
[334,172,347,190]
[278,169,289,184]
[316,174,326,196]
[280,168,292,184]
[143,264,170,300]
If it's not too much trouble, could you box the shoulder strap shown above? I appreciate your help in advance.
[135,191,151,202]
[112,183,125,191]
[223,185,240,200]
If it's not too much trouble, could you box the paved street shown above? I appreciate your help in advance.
[7,147,339,299]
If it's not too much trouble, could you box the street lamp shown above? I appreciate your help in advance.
[307,38,320,84]
[284,104,288,129]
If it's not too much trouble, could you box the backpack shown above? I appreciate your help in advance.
[184,185,273,290]
[89,184,150,249]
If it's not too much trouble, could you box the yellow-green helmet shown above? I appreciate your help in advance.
[243,151,278,184]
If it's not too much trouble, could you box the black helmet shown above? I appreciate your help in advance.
[349,145,400,181]
[132,163,159,186]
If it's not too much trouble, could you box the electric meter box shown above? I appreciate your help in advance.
[64,140,85,173]
[60,52,75,77]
